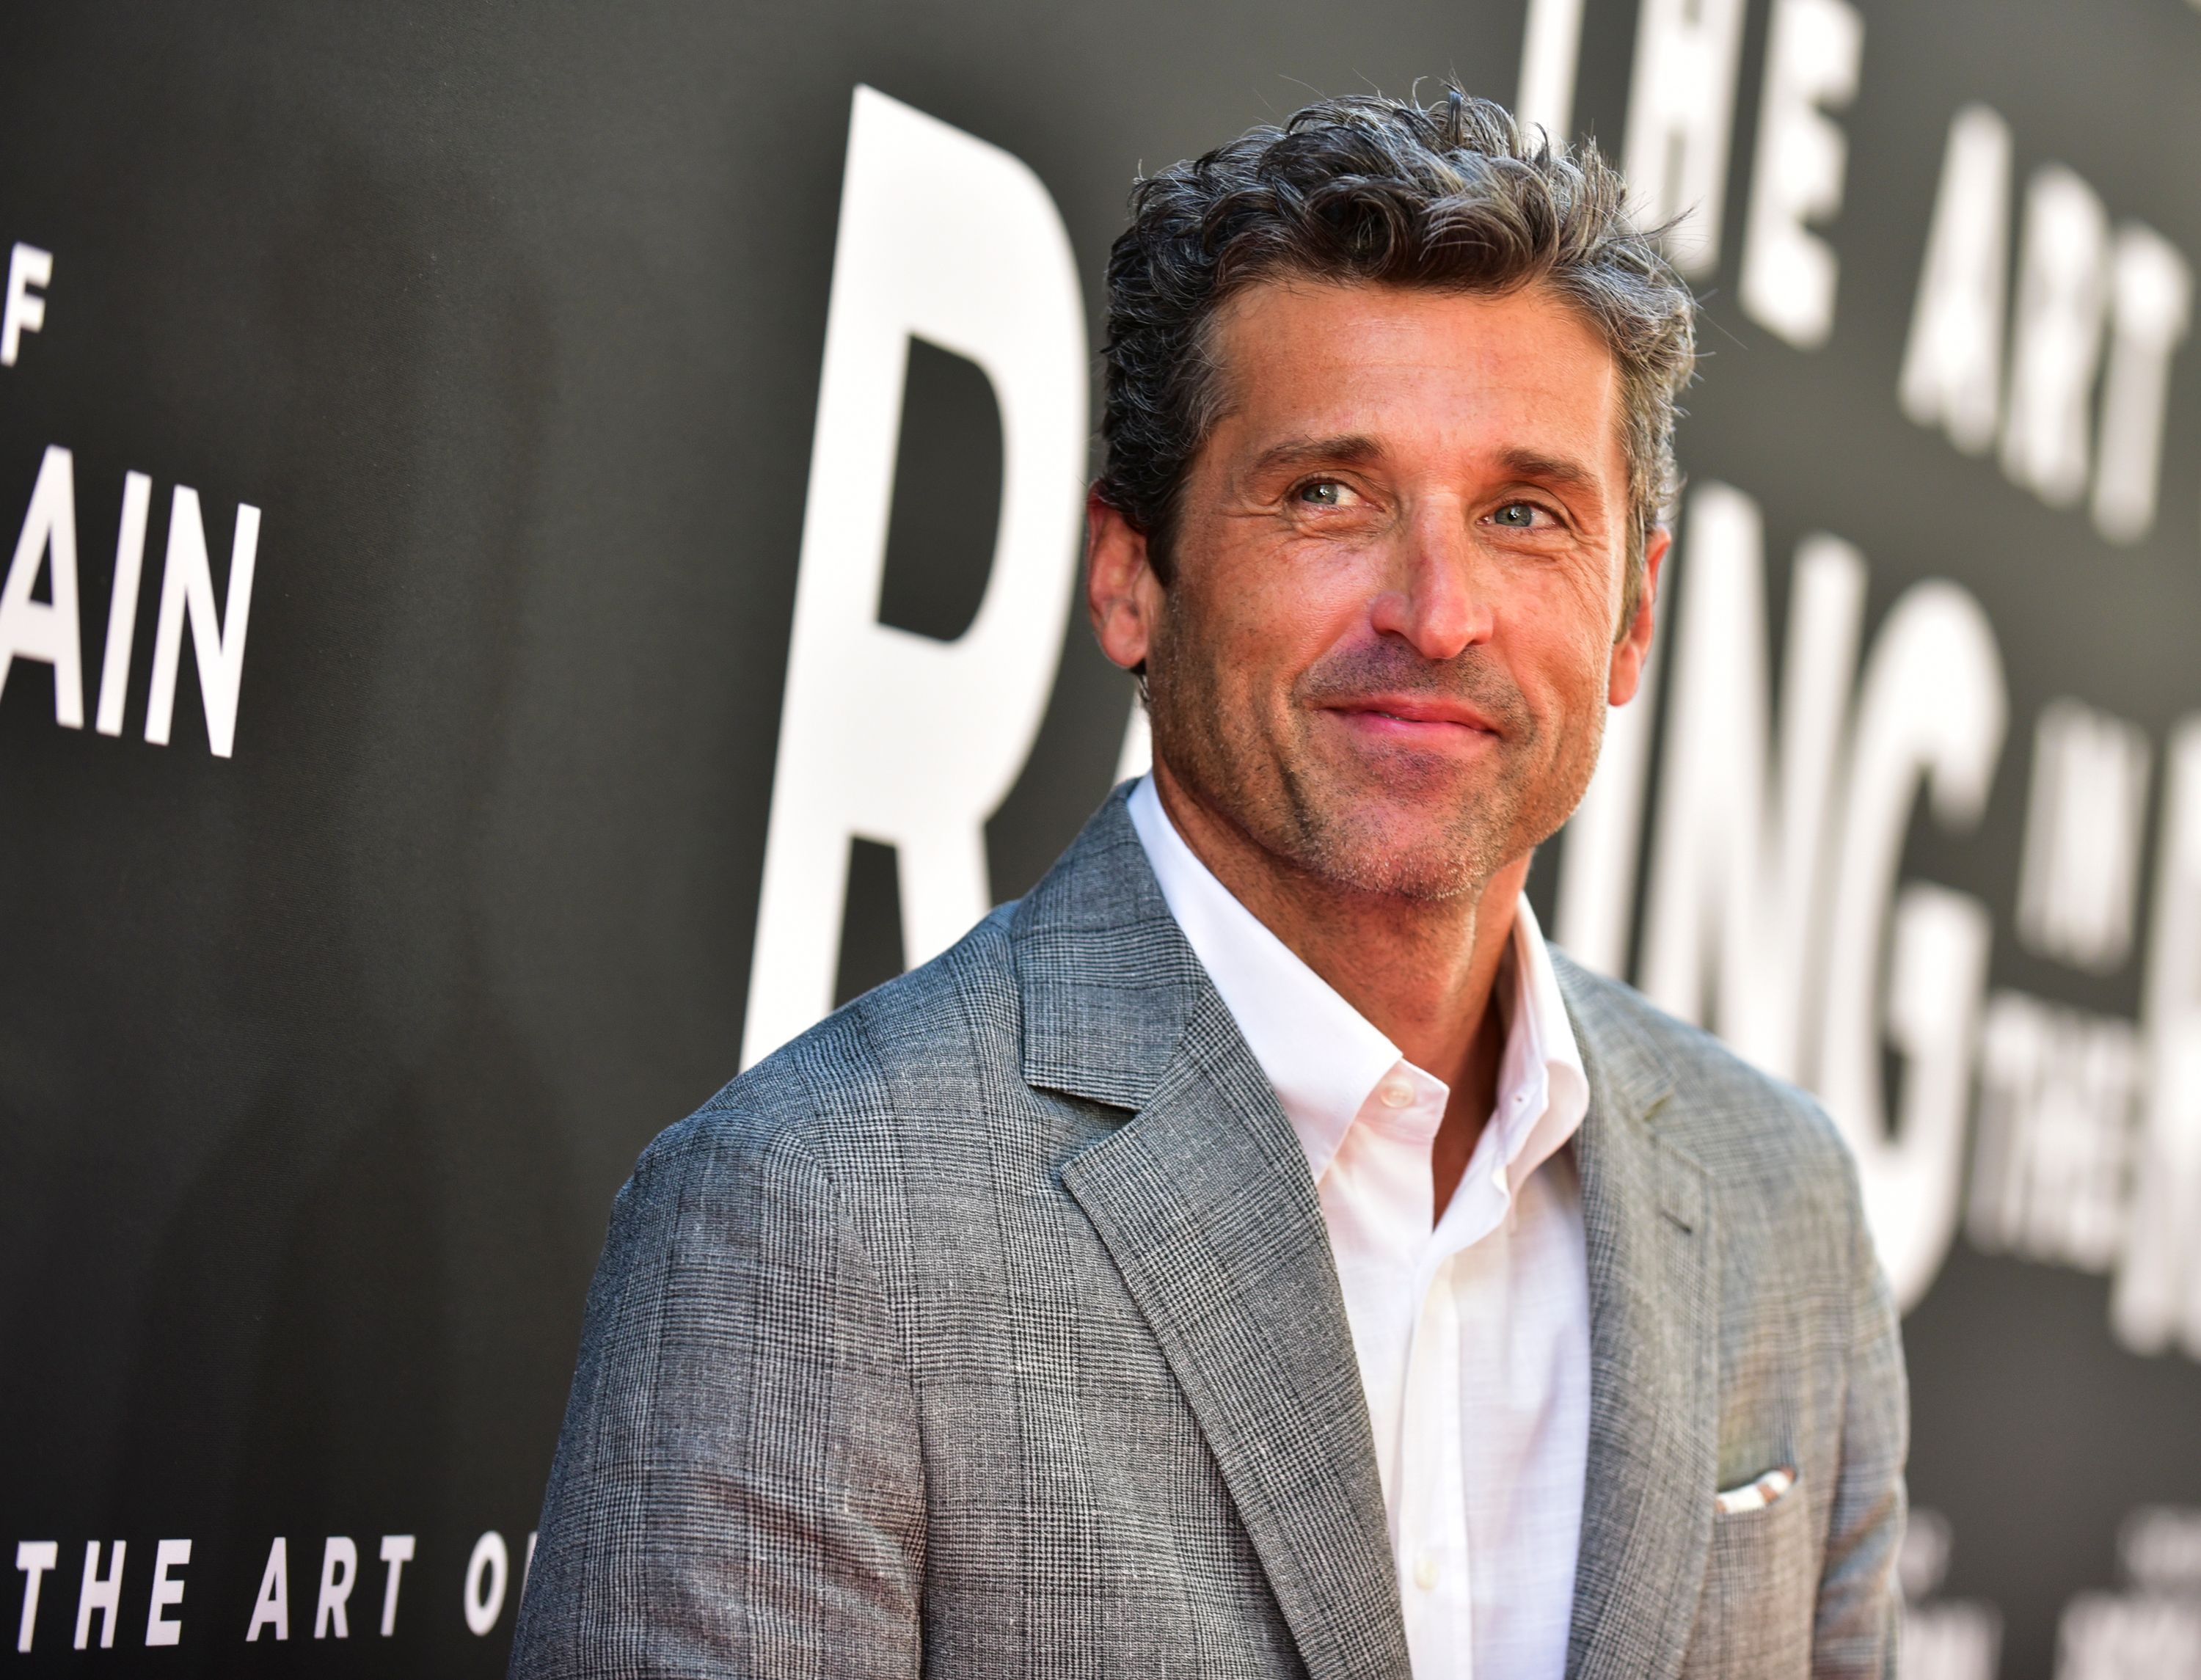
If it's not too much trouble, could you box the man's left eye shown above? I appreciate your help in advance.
[1492,501,1543,528]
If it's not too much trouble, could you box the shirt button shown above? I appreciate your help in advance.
[1379,1076,1415,1109]
[1412,1551,1441,1591]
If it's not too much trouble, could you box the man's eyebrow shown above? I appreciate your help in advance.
[1244,434,1388,477]
[1496,447,1602,494]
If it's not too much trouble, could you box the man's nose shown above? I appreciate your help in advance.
[1367,505,1494,661]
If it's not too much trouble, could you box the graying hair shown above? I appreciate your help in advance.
[1098,88,1696,626]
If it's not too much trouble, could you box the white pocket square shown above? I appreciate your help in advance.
[1714,1466,1797,1516]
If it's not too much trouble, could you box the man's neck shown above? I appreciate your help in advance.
[1151,766,1527,1216]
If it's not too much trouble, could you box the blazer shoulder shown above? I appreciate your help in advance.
[1554,950,1858,1203]
[641,902,1024,1186]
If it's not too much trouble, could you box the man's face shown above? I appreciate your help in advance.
[1092,277,1662,902]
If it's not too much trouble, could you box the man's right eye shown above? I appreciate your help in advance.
[1297,481,1346,506]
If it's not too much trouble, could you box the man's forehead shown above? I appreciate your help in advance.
[1207,279,1627,487]
[1211,274,1613,365]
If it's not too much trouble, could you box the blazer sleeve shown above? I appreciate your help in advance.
[510,1106,927,1679]
[1812,1162,1910,1679]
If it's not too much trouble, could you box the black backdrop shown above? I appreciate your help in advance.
[2,2,2197,1675]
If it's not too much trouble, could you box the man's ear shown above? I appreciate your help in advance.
[1087,488,1160,672]
[1606,525,1668,708]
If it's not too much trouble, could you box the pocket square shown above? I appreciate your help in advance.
[1714,1466,1797,1516]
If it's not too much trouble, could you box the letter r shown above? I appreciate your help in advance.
[742,85,1087,1067]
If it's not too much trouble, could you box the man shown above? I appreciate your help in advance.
[513,90,1905,1680]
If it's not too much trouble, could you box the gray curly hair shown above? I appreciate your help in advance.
[1097,87,1696,628]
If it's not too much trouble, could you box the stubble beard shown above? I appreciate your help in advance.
[1145,610,1607,906]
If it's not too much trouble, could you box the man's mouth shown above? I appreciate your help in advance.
[1323,694,1505,739]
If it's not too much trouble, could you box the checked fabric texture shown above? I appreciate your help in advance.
[511,786,1905,1680]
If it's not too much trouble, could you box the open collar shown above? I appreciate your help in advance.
[1125,773,1590,1197]
[1124,774,1400,1183]
[1010,789,1721,1680]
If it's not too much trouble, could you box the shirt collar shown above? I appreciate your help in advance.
[1493,883,1590,1192]
[1129,775,1396,1182]
[1128,774,1588,1188]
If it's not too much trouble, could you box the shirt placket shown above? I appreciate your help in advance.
[1397,1247,1476,1679]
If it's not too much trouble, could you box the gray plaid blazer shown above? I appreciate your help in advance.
[511,786,1905,1679]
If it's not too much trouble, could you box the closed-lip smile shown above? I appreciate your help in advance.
[1324,693,1505,737]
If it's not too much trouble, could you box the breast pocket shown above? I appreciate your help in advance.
[1681,1469,1818,1680]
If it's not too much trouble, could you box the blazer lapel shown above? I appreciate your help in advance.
[1558,962,1720,1680]
[1014,789,1412,1680]
[1059,991,1413,1680]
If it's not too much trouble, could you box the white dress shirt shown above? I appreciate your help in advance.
[1128,775,1592,1680]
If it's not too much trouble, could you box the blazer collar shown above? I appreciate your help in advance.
[1018,787,1414,1679]
[1555,953,1720,1680]
[1012,784,1205,1111]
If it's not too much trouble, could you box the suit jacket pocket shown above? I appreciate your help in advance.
[1680,1471,1818,1680]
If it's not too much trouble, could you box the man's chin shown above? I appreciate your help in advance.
[1281,810,1503,903]
[1300,735,1518,819]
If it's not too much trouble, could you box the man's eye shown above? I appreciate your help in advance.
[1492,501,1543,527]
[1297,481,1348,507]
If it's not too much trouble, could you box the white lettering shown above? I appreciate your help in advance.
[1902,1602,2001,1680]
[14,1541,56,1653]
[2001,166,2111,508]
[1555,558,1668,979]
[742,86,1087,1065]
[144,486,261,757]
[1740,0,1864,348]
[2016,699,2152,972]
[95,471,152,736]
[1516,0,1588,142]
[2058,1591,2201,1675]
[2122,1508,2201,1596]
[1818,582,2006,1310]
[2114,719,2201,1358]
[1639,484,1865,1082]
[1622,0,1751,274]
[73,1540,124,1651]
[144,1539,189,1648]
[0,444,84,728]
[1899,1508,1954,1599]
[2092,224,2192,544]
[1968,991,2142,1271]
[1899,106,2012,455]
[376,1535,414,1638]
[245,1538,289,1643]
[463,1531,508,1637]
[314,1536,357,1639]
[1,244,51,365]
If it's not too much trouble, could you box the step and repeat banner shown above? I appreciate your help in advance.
[2,1,2197,1675]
